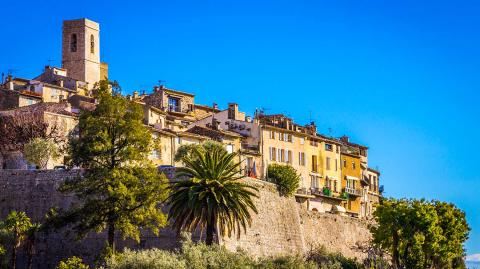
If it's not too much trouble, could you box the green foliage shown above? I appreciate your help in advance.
[322,187,332,196]
[56,256,90,269]
[257,255,317,269]
[0,211,38,269]
[306,246,362,269]
[104,240,370,269]
[55,80,169,252]
[23,137,60,169]
[167,147,258,245]
[371,198,470,269]
[174,140,227,163]
[267,164,300,197]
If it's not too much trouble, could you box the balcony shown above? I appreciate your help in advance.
[343,187,363,197]
[241,143,260,154]
[310,187,348,201]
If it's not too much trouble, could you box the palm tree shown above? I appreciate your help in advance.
[0,211,33,269]
[25,223,41,269]
[167,147,259,245]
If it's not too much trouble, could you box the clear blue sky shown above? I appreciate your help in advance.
[1,0,479,255]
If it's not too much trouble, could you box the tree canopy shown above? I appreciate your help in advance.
[267,164,300,197]
[23,137,60,169]
[55,80,169,252]
[370,198,470,269]
[174,140,227,163]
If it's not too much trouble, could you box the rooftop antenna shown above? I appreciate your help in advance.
[7,68,19,77]
[328,127,333,137]
[158,80,166,87]
[46,59,54,67]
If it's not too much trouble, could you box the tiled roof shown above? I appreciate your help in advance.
[186,125,242,141]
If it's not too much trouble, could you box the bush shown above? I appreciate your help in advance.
[306,246,363,269]
[105,248,186,269]
[105,241,370,269]
[257,255,317,269]
[56,256,90,269]
[267,164,300,197]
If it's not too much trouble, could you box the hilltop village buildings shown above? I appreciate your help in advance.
[0,18,382,219]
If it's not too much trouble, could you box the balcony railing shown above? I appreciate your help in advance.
[343,187,363,197]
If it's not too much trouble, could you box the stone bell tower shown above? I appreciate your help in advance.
[62,18,101,89]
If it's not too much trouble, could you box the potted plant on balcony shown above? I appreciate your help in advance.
[322,187,332,196]
[340,192,349,200]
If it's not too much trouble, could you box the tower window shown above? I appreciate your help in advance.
[90,34,95,53]
[70,34,77,52]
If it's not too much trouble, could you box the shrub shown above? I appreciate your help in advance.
[306,246,363,269]
[267,164,300,197]
[257,255,317,269]
[181,240,255,269]
[105,248,186,269]
[56,256,90,269]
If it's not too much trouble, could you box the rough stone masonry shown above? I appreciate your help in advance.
[0,170,372,268]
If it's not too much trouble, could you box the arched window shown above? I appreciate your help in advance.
[90,34,95,53]
[70,34,77,52]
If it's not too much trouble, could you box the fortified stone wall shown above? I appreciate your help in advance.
[0,170,371,268]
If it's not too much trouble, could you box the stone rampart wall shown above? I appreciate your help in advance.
[0,170,371,268]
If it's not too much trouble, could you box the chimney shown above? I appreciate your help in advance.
[340,136,349,143]
[160,85,166,90]
[7,81,14,90]
[213,103,218,110]
[309,121,317,134]
[153,86,160,93]
[228,103,238,120]
[133,91,139,99]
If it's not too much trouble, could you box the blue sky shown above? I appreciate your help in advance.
[1,0,479,255]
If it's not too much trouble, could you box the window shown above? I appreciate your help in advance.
[51,89,59,99]
[335,159,338,171]
[325,143,333,151]
[343,159,347,167]
[300,137,305,144]
[336,145,339,153]
[311,155,318,172]
[279,149,285,162]
[279,133,284,141]
[70,34,77,52]
[310,175,318,189]
[298,152,305,166]
[150,149,161,159]
[326,157,331,170]
[333,181,337,192]
[287,134,293,142]
[226,144,234,153]
[352,162,356,169]
[90,34,95,53]
[168,97,180,112]
[270,131,275,139]
[270,147,277,161]
[287,150,292,164]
